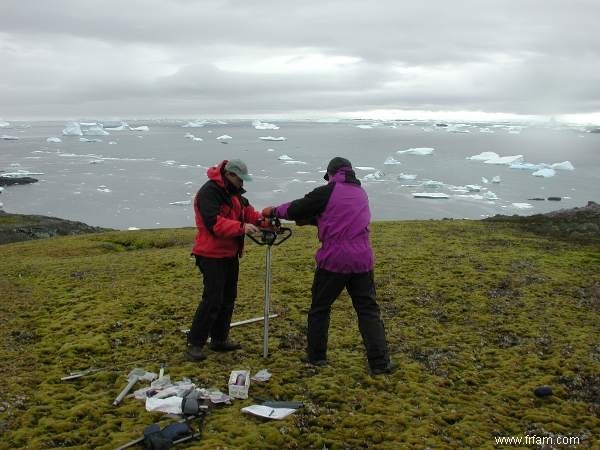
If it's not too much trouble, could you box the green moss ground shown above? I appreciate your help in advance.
[0,221,598,449]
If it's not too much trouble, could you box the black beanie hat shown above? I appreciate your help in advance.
[324,157,352,180]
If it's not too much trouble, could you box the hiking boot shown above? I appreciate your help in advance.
[300,355,327,367]
[370,361,398,376]
[209,340,242,352]
[185,345,207,361]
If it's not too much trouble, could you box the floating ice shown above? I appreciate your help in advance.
[397,147,434,155]
[398,173,417,180]
[1,135,19,140]
[457,194,485,200]
[467,152,499,161]
[216,135,232,140]
[253,120,279,130]
[63,122,83,136]
[182,120,207,128]
[479,128,494,133]
[363,170,385,181]
[79,138,102,143]
[509,162,546,171]
[0,120,9,128]
[83,124,110,136]
[108,141,117,145]
[278,155,294,161]
[97,187,112,193]
[169,200,191,206]
[356,166,376,171]
[384,156,402,165]
[551,161,575,171]
[46,137,62,143]
[104,122,129,131]
[192,137,203,142]
[483,191,498,200]
[184,133,195,139]
[512,203,533,209]
[422,180,444,189]
[356,125,373,129]
[492,176,501,183]
[532,168,556,178]
[0,170,44,178]
[447,124,471,133]
[413,192,449,199]
[130,126,149,131]
[507,126,522,134]
[283,160,307,165]
[483,155,524,165]
[267,148,275,152]
[259,136,287,141]
[466,185,481,192]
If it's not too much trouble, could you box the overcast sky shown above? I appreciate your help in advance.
[1,0,600,122]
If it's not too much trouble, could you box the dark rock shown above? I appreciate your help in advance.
[0,212,111,244]
[527,198,546,201]
[533,386,553,397]
[0,176,38,186]
[588,128,600,133]
[547,197,562,201]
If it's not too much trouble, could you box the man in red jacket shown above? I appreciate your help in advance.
[186,159,264,361]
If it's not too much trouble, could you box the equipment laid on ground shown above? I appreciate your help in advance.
[247,217,292,358]
[60,358,157,381]
[113,368,156,406]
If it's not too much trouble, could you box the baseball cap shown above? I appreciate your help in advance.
[225,159,252,181]
[324,157,352,180]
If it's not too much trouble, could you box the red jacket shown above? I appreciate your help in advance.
[192,161,262,258]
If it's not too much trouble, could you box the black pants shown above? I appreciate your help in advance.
[188,256,239,347]
[308,268,390,369]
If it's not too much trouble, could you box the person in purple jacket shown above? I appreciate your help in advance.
[262,157,395,375]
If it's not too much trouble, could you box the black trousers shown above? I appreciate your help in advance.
[188,256,239,347]
[308,268,390,369]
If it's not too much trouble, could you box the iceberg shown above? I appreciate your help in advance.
[182,120,207,128]
[62,122,83,136]
[79,138,102,143]
[512,203,533,209]
[479,128,494,133]
[82,124,110,136]
[383,156,402,165]
[467,152,499,161]
[491,176,501,183]
[259,136,287,141]
[356,166,377,171]
[363,170,385,181]
[192,137,203,142]
[422,180,444,189]
[532,168,556,178]
[397,147,434,156]
[0,120,9,128]
[216,135,232,140]
[184,133,195,139]
[509,162,546,171]
[1,135,19,140]
[253,120,279,130]
[412,192,449,199]
[483,191,498,200]
[104,122,129,131]
[356,125,373,129]
[483,155,524,165]
[46,137,62,143]
[466,185,481,192]
[129,126,150,131]
[398,173,417,180]
[278,155,294,161]
[169,200,191,206]
[1,170,44,178]
[551,161,575,171]
[283,160,307,165]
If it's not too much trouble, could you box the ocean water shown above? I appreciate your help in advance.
[1,120,599,230]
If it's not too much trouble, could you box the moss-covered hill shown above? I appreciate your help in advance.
[1,220,599,449]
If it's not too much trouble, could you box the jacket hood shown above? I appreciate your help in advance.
[207,160,246,194]
[328,168,361,186]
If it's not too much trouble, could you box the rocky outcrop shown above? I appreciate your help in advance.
[0,177,38,187]
[0,211,110,245]
[485,201,600,241]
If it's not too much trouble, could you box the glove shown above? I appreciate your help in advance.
[261,206,275,217]
[257,218,276,230]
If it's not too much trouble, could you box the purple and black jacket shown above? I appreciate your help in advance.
[273,168,373,274]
